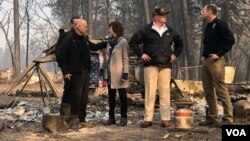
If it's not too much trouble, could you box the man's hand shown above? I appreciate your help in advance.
[99,69,104,81]
[141,54,151,62]
[64,73,72,80]
[121,73,128,81]
[209,54,219,62]
[170,54,176,63]
[201,56,204,63]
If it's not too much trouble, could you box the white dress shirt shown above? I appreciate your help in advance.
[152,22,168,37]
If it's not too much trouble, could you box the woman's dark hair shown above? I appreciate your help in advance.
[109,21,124,37]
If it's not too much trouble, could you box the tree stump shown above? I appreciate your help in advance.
[42,114,79,133]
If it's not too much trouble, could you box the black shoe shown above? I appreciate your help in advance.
[105,118,116,126]
[141,121,152,128]
[79,122,93,128]
[217,118,233,127]
[199,117,217,127]
[79,118,86,122]
[119,118,127,126]
[161,120,170,127]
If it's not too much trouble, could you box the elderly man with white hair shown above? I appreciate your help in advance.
[58,19,106,127]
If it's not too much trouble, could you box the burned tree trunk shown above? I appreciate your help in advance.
[42,114,79,133]
[87,0,94,35]
[13,0,21,79]
[245,57,250,81]
[143,0,150,24]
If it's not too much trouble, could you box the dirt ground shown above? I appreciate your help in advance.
[0,83,239,141]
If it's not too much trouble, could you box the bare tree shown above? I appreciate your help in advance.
[47,0,71,29]
[246,57,250,81]
[13,0,21,78]
[34,0,58,36]
[220,1,229,23]
[23,0,34,67]
[0,0,26,73]
[180,0,192,79]
[71,0,80,17]
[25,1,29,67]
[143,0,150,24]
[87,0,93,35]
[80,0,86,17]
[0,11,15,70]
[105,0,111,25]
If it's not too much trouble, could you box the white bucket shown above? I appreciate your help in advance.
[174,109,194,129]
[225,66,236,84]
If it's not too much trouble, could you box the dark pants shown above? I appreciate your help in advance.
[108,85,128,118]
[61,78,70,103]
[68,71,89,122]
[202,57,233,122]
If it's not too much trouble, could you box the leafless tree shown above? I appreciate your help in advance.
[22,0,34,67]
[87,0,93,35]
[13,0,21,78]
[0,11,15,71]
[143,0,150,24]
[246,57,250,81]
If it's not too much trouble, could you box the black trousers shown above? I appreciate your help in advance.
[108,85,128,118]
[68,72,89,122]
[61,78,70,103]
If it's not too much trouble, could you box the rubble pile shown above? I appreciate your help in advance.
[0,80,249,135]
[0,95,146,133]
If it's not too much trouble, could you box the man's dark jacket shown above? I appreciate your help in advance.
[55,29,73,61]
[129,22,183,68]
[58,31,106,75]
[202,18,235,58]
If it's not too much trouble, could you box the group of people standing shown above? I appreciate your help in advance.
[57,17,129,127]
[56,3,235,128]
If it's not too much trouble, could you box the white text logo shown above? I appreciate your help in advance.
[226,129,246,136]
